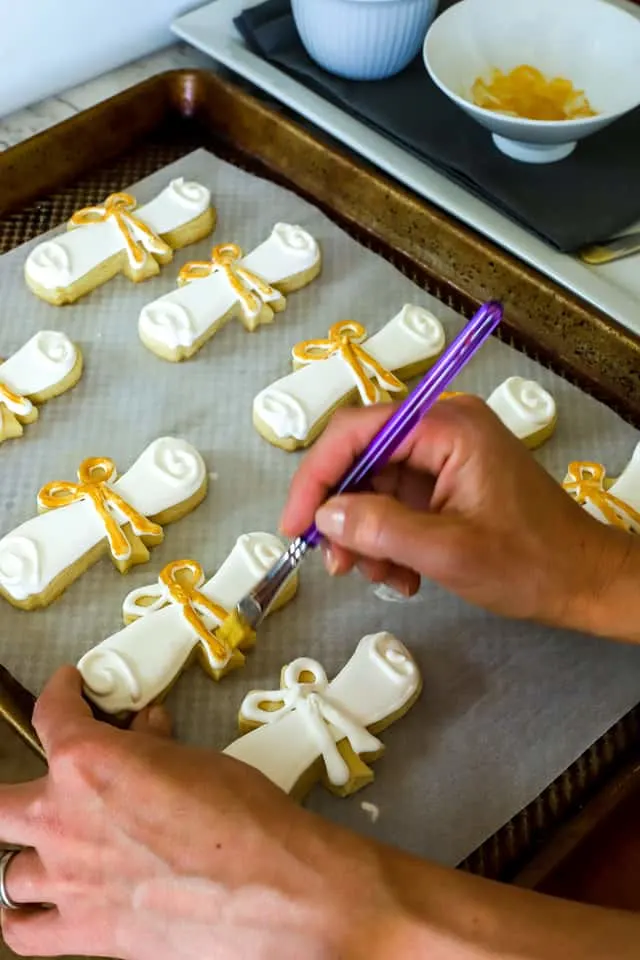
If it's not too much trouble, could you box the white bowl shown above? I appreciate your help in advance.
[423,0,640,164]
[293,0,439,81]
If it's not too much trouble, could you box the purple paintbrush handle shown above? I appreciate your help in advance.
[303,301,503,548]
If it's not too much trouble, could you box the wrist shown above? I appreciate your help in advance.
[560,523,640,643]
[341,849,486,960]
[335,854,421,960]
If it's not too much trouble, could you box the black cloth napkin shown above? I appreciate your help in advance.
[235,0,640,251]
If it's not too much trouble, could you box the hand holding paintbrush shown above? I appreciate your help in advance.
[215,301,503,652]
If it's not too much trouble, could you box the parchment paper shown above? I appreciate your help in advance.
[0,149,638,868]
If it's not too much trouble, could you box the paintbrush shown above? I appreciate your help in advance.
[217,300,503,651]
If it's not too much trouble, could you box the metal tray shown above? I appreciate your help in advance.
[173,0,640,338]
[0,69,639,885]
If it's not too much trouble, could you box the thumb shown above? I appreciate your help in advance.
[32,666,95,758]
[315,493,467,578]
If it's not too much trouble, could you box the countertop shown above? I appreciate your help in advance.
[0,43,211,151]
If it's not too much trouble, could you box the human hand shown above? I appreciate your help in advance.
[0,668,388,960]
[281,397,632,633]
[6,671,640,960]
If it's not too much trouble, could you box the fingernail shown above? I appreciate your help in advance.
[316,503,345,538]
[389,578,413,598]
[321,542,340,576]
[277,515,288,536]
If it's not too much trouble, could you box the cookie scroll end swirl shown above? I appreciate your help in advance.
[151,437,206,491]
[168,177,212,213]
[0,536,41,601]
[254,389,309,441]
[398,305,446,352]
[272,223,319,260]
[26,241,73,288]
[34,330,76,367]
[79,649,144,712]
[139,302,195,350]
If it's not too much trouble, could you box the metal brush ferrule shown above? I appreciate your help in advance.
[236,537,308,628]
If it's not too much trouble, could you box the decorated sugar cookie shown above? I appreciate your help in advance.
[77,533,298,717]
[253,305,446,451]
[25,179,215,306]
[0,331,82,443]
[138,223,322,361]
[224,632,421,801]
[563,442,640,534]
[0,438,207,610]
[440,376,557,449]
[485,377,557,449]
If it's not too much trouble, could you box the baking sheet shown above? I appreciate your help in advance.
[0,148,638,868]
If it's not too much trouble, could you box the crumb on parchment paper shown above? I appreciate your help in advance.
[361,801,380,824]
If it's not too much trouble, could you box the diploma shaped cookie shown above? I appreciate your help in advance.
[253,305,446,450]
[224,632,422,801]
[138,223,321,361]
[486,376,557,449]
[0,438,207,610]
[0,331,82,443]
[25,179,215,305]
[563,441,640,534]
[77,533,298,716]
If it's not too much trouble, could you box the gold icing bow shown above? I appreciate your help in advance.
[179,242,279,318]
[71,193,171,268]
[292,321,404,405]
[159,559,231,665]
[0,382,33,417]
[38,457,163,561]
[563,461,640,532]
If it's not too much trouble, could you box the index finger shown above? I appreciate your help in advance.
[0,781,46,848]
[280,405,399,537]
[32,666,94,758]
[280,397,488,538]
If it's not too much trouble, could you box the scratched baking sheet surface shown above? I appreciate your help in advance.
[0,148,638,868]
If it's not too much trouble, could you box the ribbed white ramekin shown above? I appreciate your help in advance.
[292,0,439,81]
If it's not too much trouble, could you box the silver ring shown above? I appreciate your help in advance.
[0,850,22,910]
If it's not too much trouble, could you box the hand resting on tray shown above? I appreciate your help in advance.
[283,396,640,645]
[2,399,640,960]
[2,664,640,959]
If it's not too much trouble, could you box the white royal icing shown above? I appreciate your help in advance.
[25,179,211,290]
[163,178,211,213]
[239,658,382,787]
[254,390,309,443]
[26,241,72,286]
[138,223,320,357]
[486,377,556,440]
[0,536,40,595]
[139,302,195,350]
[0,331,78,397]
[224,632,421,794]
[253,305,445,443]
[0,438,206,604]
[0,390,32,419]
[149,437,204,489]
[78,533,287,715]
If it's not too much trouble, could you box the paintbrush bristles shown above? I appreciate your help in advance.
[216,609,256,654]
